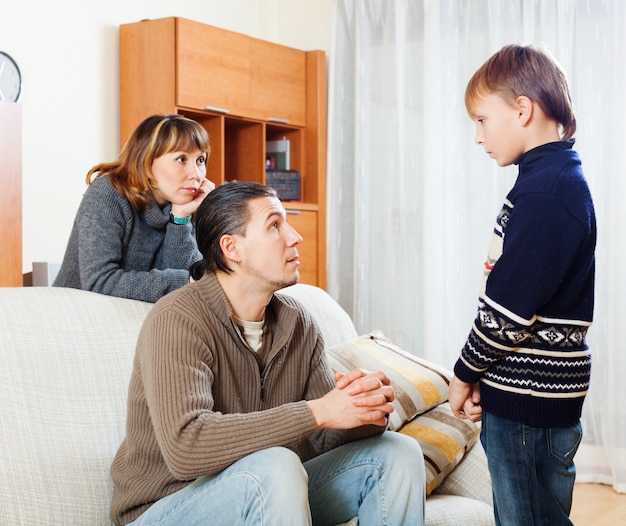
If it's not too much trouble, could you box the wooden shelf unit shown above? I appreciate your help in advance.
[0,102,22,287]
[119,17,327,287]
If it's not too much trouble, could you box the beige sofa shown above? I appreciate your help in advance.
[0,284,494,525]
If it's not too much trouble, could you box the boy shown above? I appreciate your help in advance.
[449,44,596,526]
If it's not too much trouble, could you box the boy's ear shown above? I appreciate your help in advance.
[516,95,533,126]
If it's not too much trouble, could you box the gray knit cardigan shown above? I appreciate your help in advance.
[53,175,201,302]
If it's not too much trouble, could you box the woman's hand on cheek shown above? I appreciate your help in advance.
[171,178,216,218]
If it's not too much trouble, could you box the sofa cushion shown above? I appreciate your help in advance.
[435,438,493,507]
[424,494,494,525]
[327,330,452,431]
[398,402,481,495]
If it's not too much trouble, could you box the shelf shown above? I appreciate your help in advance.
[120,17,327,287]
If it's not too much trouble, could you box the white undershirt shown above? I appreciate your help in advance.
[234,316,264,352]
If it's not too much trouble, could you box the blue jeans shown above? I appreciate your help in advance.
[481,411,582,526]
[127,432,425,526]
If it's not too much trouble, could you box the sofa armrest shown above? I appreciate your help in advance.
[0,287,153,525]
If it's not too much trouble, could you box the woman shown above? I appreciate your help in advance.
[54,113,214,302]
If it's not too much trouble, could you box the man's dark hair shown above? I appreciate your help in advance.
[191,181,278,278]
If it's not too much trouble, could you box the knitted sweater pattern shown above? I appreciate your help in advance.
[454,144,596,427]
[110,273,381,525]
[53,175,201,302]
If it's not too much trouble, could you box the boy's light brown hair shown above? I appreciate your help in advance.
[465,44,576,140]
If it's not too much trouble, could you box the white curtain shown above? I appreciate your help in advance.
[327,0,626,492]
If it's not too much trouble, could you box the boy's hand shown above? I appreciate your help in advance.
[449,376,482,422]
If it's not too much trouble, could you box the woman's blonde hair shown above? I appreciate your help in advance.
[88,114,211,212]
[465,44,576,140]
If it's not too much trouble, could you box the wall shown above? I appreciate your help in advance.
[0,0,333,273]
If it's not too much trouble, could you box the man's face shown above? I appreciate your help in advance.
[234,196,303,292]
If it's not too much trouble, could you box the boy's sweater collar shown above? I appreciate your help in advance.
[515,138,575,165]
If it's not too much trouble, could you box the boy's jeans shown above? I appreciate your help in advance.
[481,411,582,526]
[127,431,426,526]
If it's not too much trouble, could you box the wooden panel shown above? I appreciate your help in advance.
[305,51,327,288]
[286,210,317,286]
[250,40,306,126]
[0,102,22,286]
[119,18,177,146]
[176,18,250,117]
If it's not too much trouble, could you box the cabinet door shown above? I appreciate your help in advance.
[119,17,178,143]
[250,40,306,126]
[176,18,251,117]
[286,210,318,286]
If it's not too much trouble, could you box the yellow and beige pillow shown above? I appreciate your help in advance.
[399,402,480,495]
[326,330,481,495]
[327,330,452,431]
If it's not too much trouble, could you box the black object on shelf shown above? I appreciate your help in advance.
[266,170,301,201]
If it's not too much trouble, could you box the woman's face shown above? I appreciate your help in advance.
[150,148,208,206]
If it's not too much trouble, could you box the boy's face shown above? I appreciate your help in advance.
[470,93,526,167]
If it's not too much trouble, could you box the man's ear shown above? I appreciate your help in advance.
[516,95,533,126]
[220,234,240,265]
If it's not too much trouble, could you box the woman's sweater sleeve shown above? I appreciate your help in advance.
[59,179,199,302]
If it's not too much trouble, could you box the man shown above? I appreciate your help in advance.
[110,181,426,525]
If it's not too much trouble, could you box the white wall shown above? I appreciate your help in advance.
[0,0,333,273]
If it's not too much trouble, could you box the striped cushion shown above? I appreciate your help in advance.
[327,330,452,431]
[399,402,481,495]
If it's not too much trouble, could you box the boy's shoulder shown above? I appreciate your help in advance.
[517,144,582,184]
[512,147,593,216]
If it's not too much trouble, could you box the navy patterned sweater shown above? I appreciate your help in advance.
[454,140,596,427]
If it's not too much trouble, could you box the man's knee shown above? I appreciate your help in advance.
[238,447,310,522]
[245,447,309,498]
[374,432,424,470]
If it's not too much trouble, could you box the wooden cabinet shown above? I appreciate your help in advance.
[0,102,22,287]
[120,17,327,287]
[249,40,306,125]
[176,19,251,117]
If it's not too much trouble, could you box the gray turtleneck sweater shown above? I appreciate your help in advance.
[53,175,201,303]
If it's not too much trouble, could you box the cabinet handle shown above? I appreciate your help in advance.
[286,209,301,215]
[268,117,290,124]
[204,105,230,114]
